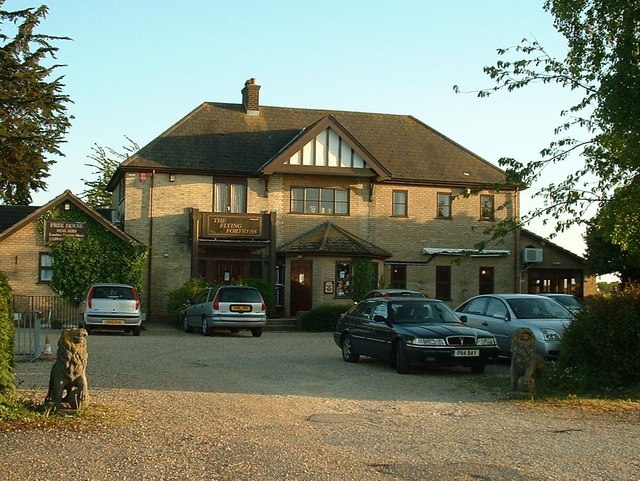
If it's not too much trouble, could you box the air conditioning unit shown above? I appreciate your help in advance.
[522,248,543,263]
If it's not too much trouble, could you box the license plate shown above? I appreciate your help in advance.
[453,349,479,357]
[104,319,125,325]
[230,305,251,312]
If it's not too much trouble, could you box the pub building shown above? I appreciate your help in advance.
[0,79,594,321]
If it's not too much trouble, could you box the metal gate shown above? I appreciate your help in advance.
[13,311,43,362]
[11,295,79,361]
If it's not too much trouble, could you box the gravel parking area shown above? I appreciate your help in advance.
[2,325,639,481]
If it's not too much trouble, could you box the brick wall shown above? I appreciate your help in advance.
[120,170,521,317]
[0,222,55,297]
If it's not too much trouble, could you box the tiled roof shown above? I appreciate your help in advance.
[113,102,508,188]
[0,191,140,245]
[278,222,392,258]
[0,206,39,233]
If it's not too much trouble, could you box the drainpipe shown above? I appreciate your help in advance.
[147,170,155,322]
[514,187,521,293]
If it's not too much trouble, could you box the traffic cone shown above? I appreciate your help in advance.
[42,335,54,361]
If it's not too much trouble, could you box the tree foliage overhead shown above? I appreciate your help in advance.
[0,2,71,205]
[456,0,640,276]
[81,137,138,209]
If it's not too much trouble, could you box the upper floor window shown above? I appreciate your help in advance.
[437,193,451,218]
[214,181,247,213]
[480,195,495,220]
[39,253,53,283]
[392,190,407,216]
[290,187,349,215]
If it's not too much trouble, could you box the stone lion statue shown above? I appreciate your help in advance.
[44,328,90,410]
[510,327,545,394]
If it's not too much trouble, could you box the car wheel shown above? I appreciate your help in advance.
[181,313,192,333]
[201,319,210,336]
[132,326,141,336]
[471,364,485,374]
[251,327,263,337]
[394,341,410,374]
[341,335,360,363]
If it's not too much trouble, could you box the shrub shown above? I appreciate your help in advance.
[298,303,352,332]
[0,272,15,400]
[166,277,207,322]
[556,284,640,392]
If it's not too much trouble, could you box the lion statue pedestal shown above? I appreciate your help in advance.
[44,328,90,410]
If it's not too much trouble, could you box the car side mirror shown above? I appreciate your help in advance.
[458,314,467,323]
[373,315,387,323]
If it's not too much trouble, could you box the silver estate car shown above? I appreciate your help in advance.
[182,285,267,337]
[455,293,574,359]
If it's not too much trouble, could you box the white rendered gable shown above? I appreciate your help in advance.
[287,128,369,169]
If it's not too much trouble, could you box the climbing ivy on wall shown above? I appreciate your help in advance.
[351,257,377,302]
[38,208,147,303]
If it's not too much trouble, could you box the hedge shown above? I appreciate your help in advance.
[0,272,15,400]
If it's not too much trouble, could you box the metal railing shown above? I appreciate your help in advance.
[11,295,79,361]
[11,295,79,329]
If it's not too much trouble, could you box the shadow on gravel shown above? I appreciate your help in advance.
[15,324,511,403]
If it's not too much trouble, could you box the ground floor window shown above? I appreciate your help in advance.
[435,265,451,300]
[197,258,263,285]
[39,253,53,283]
[479,267,494,294]
[527,268,583,297]
[389,264,406,288]
[335,261,352,297]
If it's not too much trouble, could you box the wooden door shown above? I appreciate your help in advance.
[290,260,312,316]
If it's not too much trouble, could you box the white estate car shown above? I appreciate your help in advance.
[79,283,142,336]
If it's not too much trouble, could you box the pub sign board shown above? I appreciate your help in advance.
[201,213,265,239]
[45,221,86,244]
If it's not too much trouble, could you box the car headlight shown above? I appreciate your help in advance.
[409,338,446,346]
[476,337,497,346]
[540,328,561,341]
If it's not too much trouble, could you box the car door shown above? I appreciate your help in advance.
[365,302,396,359]
[482,297,513,353]
[457,296,489,329]
[347,300,377,356]
[186,288,211,325]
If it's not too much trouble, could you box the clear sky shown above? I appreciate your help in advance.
[8,0,592,257]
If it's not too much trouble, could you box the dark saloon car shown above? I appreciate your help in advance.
[334,298,499,374]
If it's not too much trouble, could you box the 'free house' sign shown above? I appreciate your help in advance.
[45,221,86,243]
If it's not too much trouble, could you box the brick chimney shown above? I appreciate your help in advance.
[241,78,260,116]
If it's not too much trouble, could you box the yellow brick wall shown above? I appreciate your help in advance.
[0,222,55,297]
[119,170,522,317]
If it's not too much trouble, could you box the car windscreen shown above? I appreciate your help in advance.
[389,301,459,324]
[507,297,571,319]
[218,288,262,303]
[92,286,134,299]
[553,296,581,309]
